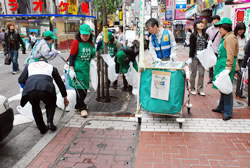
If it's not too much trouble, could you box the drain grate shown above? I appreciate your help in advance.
[216,99,247,109]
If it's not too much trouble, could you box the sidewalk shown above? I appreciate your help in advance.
[14,45,250,168]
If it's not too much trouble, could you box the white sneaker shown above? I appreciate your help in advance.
[199,92,206,96]
[190,90,197,95]
[80,110,88,117]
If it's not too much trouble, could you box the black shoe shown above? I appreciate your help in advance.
[40,126,48,134]
[223,116,232,121]
[207,79,213,84]
[212,109,222,113]
[239,95,246,99]
[47,122,57,131]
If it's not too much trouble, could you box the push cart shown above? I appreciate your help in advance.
[136,61,192,128]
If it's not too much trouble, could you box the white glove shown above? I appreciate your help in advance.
[186,58,192,65]
[221,69,230,75]
[55,50,61,56]
[69,69,76,80]
[154,58,162,62]
[241,67,247,72]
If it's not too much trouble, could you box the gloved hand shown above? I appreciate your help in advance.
[186,58,192,65]
[221,69,230,75]
[241,67,247,72]
[69,69,76,80]
[55,50,61,56]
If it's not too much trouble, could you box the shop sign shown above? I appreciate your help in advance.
[176,0,187,9]
[165,10,172,21]
[185,5,196,19]
[235,9,245,24]
[245,9,250,40]
[6,0,89,14]
[166,0,173,9]
[175,9,185,20]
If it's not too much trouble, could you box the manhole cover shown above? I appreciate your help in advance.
[216,100,247,109]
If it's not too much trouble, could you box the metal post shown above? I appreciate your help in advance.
[122,0,126,46]
[101,57,105,98]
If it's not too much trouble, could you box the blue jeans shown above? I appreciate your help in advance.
[8,49,19,72]
[216,92,233,117]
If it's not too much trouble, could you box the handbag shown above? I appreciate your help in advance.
[4,54,11,65]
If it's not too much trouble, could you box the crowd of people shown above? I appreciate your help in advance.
[0,17,249,134]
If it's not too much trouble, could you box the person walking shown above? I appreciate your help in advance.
[241,39,250,106]
[118,26,124,44]
[18,59,69,134]
[187,20,208,96]
[20,33,26,54]
[211,18,239,121]
[145,18,177,62]
[206,15,221,84]
[27,31,60,63]
[184,28,192,47]
[68,24,95,117]
[4,22,26,74]
[29,32,37,49]
[0,28,5,50]
[234,23,247,98]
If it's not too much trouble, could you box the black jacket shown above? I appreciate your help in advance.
[118,46,138,62]
[4,30,25,54]
[189,32,209,58]
[18,63,67,107]
[242,39,250,69]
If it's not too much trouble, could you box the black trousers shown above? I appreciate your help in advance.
[236,59,243,97]
[28,91,56,132]
[209,53,218,80]
[75,89,87,111]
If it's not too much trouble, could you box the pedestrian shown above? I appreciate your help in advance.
[68,24,95,117]
[187,20,209,96]
[241,39,250,106]
[202,18,208,32]
[116,44,138,91]
[97,31,121,88]
[212,18,239,121]
[184,28,192,47]
[20,33,26,54]
[18,59,69,134]
[206,15,221,84]
[29,32,37,49]
[117,26,124,44]
[4,22,26,74]
[27,31,60,63]
[145,18,177,62]
[234,23,246,98]
[0,28,5,50]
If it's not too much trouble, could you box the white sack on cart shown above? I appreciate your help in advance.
[101,54,119,82]
[213,71,233,94]
[90,59,98,91]
[196,41,217,70]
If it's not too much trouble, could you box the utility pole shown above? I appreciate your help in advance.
[122,0,126,46]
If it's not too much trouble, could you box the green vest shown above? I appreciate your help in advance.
[21,37,26,50]
[100,41,117,57]
[69,42,95,89]
[213,38,237,89]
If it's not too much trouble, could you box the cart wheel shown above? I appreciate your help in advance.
[187,107,191,113]
[138,118,141,125]
[179,123,182,129]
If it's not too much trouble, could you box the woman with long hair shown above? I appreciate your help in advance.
[68,24,95,117]
[188,20,208,96]
[234,22,246,98]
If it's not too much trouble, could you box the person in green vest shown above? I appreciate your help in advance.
[27,31,60,63]
[20,33,26,54]
[68,24,95,117]
[116,45,138,91]
[96,31,122,88]
[212,18,240,121]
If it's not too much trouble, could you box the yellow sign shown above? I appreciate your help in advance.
[68,0,78,15]
[163,35,169,41]
[103,26,108,43]
[119,10,123,21]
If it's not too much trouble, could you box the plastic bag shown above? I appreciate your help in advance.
[90,59,98,91]
[125,62,138,87]
[56,90,76,111]
[101,54,118,82]
[213,71,233,94]
[196,41,217,70]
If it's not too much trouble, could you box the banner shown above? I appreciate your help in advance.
[68,0,78,15]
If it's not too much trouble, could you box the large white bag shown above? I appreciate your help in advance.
[125,62,138,88]
[213,71,233,94]
[197,41,217,70]
[101,54,119,82]
[90,59,98,91]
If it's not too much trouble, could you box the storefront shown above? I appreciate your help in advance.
[173,20,186,43]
